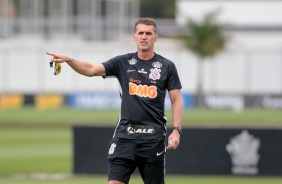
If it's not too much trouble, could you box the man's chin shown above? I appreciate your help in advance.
[139,47,149,52]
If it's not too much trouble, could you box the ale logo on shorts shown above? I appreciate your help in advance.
[108,143,116,155]
[126,124,155,137]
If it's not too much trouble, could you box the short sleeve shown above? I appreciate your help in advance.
[102,55,124,77]
[167,62,182,91]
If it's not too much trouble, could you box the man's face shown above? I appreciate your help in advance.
[133,24,158,52]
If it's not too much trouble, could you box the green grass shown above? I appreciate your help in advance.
[0,127,72,175]
[1,107,282,127]
[0,175,282,184]
[1,107,282,183]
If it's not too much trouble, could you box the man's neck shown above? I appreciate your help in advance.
[137,50,155,61]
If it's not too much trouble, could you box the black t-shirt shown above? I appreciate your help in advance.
[102,52,182,140]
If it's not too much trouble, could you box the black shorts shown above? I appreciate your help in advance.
[107,137,166,184]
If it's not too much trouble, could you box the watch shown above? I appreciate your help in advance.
[173,127,182,134]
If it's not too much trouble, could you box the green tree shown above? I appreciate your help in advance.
[179,10,229,106]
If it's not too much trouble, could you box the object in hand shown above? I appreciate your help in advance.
[54,63,61,75]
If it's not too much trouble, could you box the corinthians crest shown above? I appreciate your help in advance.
[149,68,161,80]
[226,130,260,175]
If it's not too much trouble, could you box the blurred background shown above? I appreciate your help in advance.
[0,0,282,111]
[1,0,282,183]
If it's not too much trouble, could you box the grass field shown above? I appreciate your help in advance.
[1,107,282,183]
[1,107,282,127]
[1,175,282,184]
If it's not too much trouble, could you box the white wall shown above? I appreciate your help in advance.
[0,35,281,94]
[176,0,282,26]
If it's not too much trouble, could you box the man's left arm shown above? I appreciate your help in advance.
[167,89,183,150]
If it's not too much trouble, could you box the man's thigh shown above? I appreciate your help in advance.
[107,138,136,184]
[136,140,166,184]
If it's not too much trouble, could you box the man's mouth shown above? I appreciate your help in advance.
[140,41,147,45]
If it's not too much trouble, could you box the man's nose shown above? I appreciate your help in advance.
[141,33,147,39]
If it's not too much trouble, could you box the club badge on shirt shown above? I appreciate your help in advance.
[149,68,161,81]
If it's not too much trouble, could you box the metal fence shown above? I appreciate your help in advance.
[0,0,139,40]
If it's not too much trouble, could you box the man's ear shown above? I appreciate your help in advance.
[133,34,136,42]
[155,35,158,42]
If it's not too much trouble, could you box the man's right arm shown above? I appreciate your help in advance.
[46,52,106,77]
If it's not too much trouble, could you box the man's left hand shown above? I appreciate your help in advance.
[167,130,180,150]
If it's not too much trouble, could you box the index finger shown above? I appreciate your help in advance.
[46,52,59,58]
[167,139,173,149]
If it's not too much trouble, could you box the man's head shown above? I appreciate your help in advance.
[134,17,157,34]
[133,18,158,53]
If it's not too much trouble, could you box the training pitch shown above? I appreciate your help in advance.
[0,107,282,183]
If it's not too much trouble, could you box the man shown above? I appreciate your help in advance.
[46,17,183,184]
